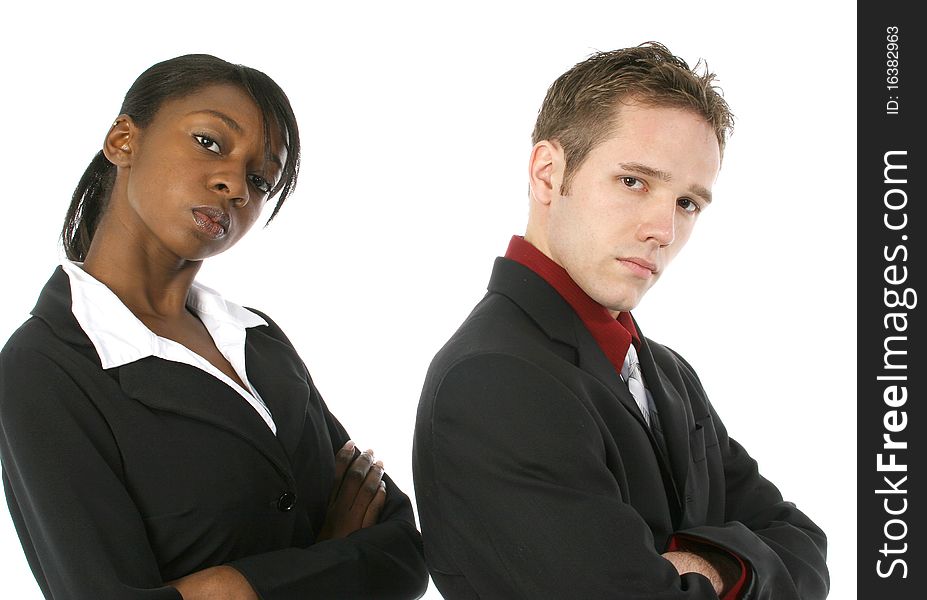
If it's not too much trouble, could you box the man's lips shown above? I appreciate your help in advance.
[191,206,231,239]
[617,257,658,277]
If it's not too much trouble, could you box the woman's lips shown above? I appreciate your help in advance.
[191,206,230,240]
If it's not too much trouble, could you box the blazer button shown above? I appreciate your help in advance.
[276,492,296,512]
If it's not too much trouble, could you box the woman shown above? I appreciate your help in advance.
[0,54,427,599]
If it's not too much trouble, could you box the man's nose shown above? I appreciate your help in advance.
[637,197,676,246]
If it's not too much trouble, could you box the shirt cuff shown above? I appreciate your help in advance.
[667,534,750,600]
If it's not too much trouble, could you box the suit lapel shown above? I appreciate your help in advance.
[570,319,649,431]
[636,338,689,512]
[244,328,309,462]
[489,258,684,514]
[574,326,683,514]
[115,357,295,485]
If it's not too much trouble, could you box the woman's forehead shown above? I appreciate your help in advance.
[153,83,287,164]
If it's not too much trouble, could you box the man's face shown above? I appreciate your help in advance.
[538,103,721,314]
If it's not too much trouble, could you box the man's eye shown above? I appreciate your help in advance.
[193,134,221,154]
[248,174,272,194]
[678,198,700,214]
[620,176,645,190]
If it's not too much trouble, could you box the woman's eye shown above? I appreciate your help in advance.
[194,134,221,154]
[248,174,272,194]
[678,198,700,214]
[619,176,645,190]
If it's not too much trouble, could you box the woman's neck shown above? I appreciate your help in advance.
[81,217,203,321]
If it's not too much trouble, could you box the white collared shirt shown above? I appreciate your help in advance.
[60,260,277,434]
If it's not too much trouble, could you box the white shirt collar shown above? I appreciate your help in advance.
[60,260,276,434]
[60,260,266,370]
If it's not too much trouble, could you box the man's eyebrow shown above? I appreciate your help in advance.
[619,161,712,204]
[187,109,283,171]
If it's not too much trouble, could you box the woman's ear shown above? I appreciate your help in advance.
[102,115,137,167]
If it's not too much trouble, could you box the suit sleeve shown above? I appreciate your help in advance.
[227,368,428,600]
[672,391,828,597]
[0,346,183,600]
[415,352,724,599]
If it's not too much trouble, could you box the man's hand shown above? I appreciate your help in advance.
[661,551,725,596]
[168,565,258,600]
[317,441,387,541]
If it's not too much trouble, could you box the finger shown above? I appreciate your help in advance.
[332,449,375,511]
[333,441,358,481]
[329,440,357,502]
[350,460,384,513]
[362,479,387,528]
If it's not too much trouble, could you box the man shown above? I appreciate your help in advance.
[413,42,828,599]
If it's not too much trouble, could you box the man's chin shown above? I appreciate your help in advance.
[581,278,645,314]
[600,295,641,317]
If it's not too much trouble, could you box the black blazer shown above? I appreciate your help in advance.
[413,258,828,599]
[0,268,427,600]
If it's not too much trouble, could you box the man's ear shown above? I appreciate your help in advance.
[528,140,565,206]
[102,115,137,167]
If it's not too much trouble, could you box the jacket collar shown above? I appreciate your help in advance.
[486,258,651,421]
[31,267,98,354]
[503,235,640,372]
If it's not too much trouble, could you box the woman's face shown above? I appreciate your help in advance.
[112,83,285,263]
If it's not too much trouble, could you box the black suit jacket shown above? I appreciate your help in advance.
[0,268,427,600]
[413,258,828,599]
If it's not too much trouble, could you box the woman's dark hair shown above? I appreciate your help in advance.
[62,54,301,261]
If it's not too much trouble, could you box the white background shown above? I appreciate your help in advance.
[1,1,855,598]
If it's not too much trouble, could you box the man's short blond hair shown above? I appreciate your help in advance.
[532,42,734,194]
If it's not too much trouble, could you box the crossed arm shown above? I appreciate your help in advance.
[170,442,390,599]
[415,352,828,599]
[0,346,426,600]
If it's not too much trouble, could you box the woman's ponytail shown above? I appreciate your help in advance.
[61,151,116,261]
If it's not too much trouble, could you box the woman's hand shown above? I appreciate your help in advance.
[168,565,258,600]
[316,441,387,540]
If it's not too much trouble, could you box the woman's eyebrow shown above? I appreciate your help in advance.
[186,109,243,134]
[187,109,284,170]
